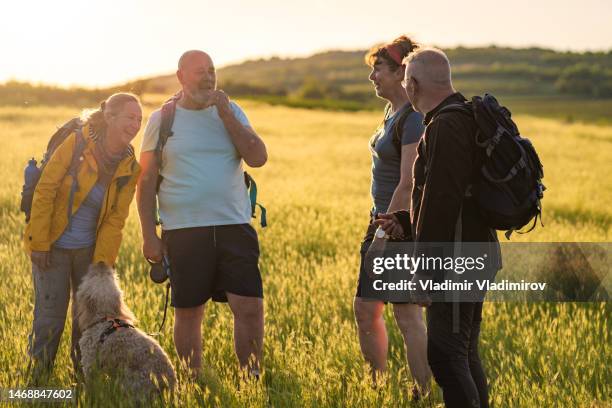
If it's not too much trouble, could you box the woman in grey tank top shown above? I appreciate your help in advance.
[353,36,432,400]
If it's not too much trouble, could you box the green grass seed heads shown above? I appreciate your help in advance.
[0,102,609,406]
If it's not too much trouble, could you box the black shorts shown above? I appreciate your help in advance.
[355,219,411,304]
[163,224,263,307]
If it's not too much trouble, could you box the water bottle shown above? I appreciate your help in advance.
[20,158,40,220]
[24,158,39,189]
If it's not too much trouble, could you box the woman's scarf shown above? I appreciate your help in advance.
[93,130,126,187]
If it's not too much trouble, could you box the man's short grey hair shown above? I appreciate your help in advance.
[403,47,452,86]
[402,47,449,65]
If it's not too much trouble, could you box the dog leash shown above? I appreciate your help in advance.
[149,282,170,337]
[147,254,171,337]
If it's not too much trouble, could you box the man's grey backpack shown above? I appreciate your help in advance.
[154,93,267,227]
[436,94,545,239]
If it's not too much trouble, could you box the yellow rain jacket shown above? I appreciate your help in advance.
[24,124,141,266]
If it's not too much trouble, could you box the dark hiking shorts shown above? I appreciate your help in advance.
[162,224,263,307]
[355,218,411,304]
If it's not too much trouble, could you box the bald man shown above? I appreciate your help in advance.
[378,48,500,407]
[137,50,267,378]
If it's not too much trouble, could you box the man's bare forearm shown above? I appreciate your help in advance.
[137,174,159,240]
[219,111,267,167]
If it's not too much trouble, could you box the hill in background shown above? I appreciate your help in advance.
[2,46,611,122]
[143,46,612,103]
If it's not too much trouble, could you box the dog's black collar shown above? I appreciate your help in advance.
[98,318,135,344]
[82,317,135,343]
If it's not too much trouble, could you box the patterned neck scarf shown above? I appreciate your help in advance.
[91,127,127,187]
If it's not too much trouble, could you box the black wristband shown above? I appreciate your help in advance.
[393,210,412,238]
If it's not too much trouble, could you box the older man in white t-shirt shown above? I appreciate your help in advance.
[137,50,267,378]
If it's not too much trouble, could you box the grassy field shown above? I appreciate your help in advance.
[0,101,610,407]
[171,94,612,126]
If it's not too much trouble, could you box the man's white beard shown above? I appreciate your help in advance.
[185,87,213,106]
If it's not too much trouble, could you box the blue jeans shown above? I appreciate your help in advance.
[28,246,94,378]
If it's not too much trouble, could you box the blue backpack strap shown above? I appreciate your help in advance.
[66,128,88,230]
[244,172,267,228]
[255,202,267,228]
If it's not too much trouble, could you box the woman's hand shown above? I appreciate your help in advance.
[31,251,51,271]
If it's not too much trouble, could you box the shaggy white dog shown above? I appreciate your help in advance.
[76,263,176,396]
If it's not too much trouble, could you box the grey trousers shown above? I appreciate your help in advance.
[28,246,94,377]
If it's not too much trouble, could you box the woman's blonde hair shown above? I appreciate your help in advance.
[81,92,141,132]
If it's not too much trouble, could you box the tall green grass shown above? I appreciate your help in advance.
[0,102,609,407]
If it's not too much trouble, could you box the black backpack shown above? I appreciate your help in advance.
[436,94,545,239]
[154,92,267,227]
[20,118,87,222]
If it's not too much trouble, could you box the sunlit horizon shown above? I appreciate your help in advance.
[2,0,611,88]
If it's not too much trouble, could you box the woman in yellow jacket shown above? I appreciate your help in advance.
[25,92,142,381]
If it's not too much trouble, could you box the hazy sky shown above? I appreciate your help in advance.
[2,0,610,87]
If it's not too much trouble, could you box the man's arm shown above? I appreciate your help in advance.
[137,151,163,262]
[407,119,473,306]
[211,91,267,167]
[414,119,473,242]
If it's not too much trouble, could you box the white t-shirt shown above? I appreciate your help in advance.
[140,102,252,230]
